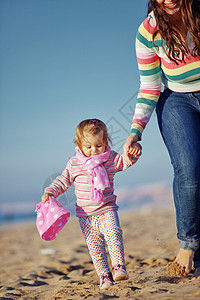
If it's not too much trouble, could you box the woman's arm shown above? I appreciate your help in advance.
[124,16,162,160]
[131,17,162,139]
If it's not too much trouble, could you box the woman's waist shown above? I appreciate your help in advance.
[163,81,200,93]
[164,88,200,93]
[162,68,200,93]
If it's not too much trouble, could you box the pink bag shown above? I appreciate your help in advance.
[35,196,70,241]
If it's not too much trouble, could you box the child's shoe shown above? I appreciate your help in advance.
[112,264,129,281]
[99,272,114,289]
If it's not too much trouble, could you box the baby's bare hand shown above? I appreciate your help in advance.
[123,133,139,164]
[41,193,51,203]
[128,143,142,157]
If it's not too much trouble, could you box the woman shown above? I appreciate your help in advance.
[124,0,200,278]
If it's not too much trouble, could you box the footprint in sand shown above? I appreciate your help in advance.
[20,279,48,287]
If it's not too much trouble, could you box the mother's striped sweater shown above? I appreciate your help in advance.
[131,11,200,138]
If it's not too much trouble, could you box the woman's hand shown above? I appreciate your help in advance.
[123,133,140,163]
[41,193,52,203]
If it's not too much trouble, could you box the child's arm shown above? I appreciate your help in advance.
[114,142,142,172]
[122,142,142,168]
[41,160,74,202]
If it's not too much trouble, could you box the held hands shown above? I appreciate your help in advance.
[128,142,142,157]
[123,133,141,163]
[41,193,52,203]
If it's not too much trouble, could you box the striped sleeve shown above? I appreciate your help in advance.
[44,160,74,197]
[131,16,161,138]
[113,151,139,172]
[131,13,200,138]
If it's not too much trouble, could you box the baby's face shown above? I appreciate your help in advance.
[81,130,106,157]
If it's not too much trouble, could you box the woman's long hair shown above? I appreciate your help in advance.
[148,0,200,63]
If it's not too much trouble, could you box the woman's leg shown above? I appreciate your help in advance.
[79,216,110,276]
[156,90,200,276]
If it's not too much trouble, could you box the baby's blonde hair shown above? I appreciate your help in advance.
[75,119,111,150]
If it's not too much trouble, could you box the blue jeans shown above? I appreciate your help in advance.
[156,89,200,268]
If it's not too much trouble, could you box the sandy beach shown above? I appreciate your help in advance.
[0,207,200,300]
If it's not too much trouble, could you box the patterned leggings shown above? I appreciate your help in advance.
[79,210,125,276]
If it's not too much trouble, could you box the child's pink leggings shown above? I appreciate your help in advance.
[79,210,125,276]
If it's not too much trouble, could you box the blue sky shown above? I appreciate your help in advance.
[0,0,173,207]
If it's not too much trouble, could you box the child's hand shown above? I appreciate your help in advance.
[41,193,52,203]
[123,133,139,163]
[128,143,142,157]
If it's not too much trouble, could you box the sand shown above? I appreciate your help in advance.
[0,207,200,300]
